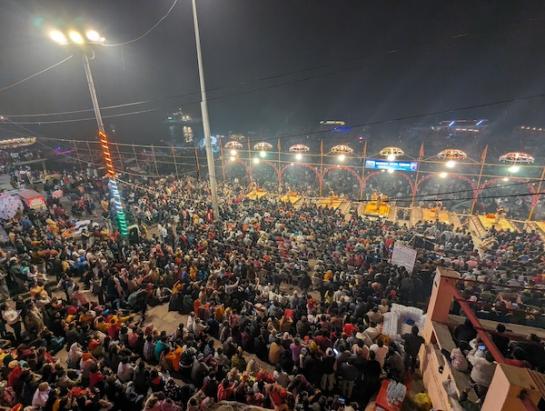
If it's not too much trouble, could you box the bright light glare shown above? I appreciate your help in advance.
[86,30,101,42]
[445,160,456,169]
[259,150,266,158]
[295,153,303,161]
[253,157,260,164]
[502,177,510,182]
[49,30,68,45]
[386,154,396,161]
[439,172,448,178]
[229,155,236,162]
[68,30,85,45]
[230,149,237,156]
[387,168,394,174]
[508,165,520,173]
[338,154,346,162]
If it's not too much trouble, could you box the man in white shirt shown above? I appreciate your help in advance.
[1,302,22,341]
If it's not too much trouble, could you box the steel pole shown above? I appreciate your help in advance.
[82,54,106,133]
[82,54,128,236]
[191,0,220,220]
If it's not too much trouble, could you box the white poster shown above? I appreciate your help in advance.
[391,241,417,273]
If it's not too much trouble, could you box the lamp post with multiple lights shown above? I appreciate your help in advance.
[48,28,128,237]
[191,0,220,220]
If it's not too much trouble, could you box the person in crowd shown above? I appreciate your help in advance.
[0,170,542,411]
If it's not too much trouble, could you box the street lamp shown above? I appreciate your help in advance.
[68,30,85,45]
[47,27,128,237]
[85,30,102,42]
[48,30,68,45]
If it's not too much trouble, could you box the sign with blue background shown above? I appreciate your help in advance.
[365,159,418,172]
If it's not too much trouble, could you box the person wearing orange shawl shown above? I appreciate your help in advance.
[323,270,333,282]
[189,264,198,281]
[171,280,184,294]
[164,345,183,372]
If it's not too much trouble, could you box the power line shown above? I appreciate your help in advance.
[13,112,545,206]
[2,100,150,118]
[6,109,156,125]
[103,0,180,47]
[4,20,545,120]
[0,55,73,95]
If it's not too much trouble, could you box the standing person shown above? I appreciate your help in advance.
[402,326,425,373]
[1,302,22,342]
[320,348,336,393]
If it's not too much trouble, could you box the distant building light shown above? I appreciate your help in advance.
[320,120,346,126]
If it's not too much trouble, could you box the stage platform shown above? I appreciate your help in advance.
[279,191,302,205]
[316,196,350,213]
[246,189,268,200]
[358,201,390,217]
[478,214,518,232]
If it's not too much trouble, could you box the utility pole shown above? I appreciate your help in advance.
[191,0,220,219]
[82,53,128,236]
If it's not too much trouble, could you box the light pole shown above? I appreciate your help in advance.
[48,29,128,236]
[191,0,220,220]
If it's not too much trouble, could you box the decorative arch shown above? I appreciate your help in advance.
[225,158,251,181]
[322,165,363,193]
[280,163,322,187]
[417,173,477,198]
[476,177,536,206]
[363,171,415,195]
[251,160,279,183]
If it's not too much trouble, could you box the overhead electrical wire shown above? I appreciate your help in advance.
[3,100,150,118]
[0,55,73,94]
[5,19,545,120]
[7,109,156,125]
[102,0,180,47]
[6,86,545,128]
[7,110,544,205]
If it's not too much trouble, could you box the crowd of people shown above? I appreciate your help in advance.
[0,168,544,410]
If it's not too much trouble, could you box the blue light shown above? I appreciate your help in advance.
[107,180,128,237]
[448,120,455,127]
[332,126,352,133]
[476,119,485,126]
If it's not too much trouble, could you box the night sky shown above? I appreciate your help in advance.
[1,0,545,148]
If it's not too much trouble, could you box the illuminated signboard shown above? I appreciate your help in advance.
[365,159,418,172]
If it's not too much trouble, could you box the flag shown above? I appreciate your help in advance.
[481,145,488,162]
[418,143,425,159]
